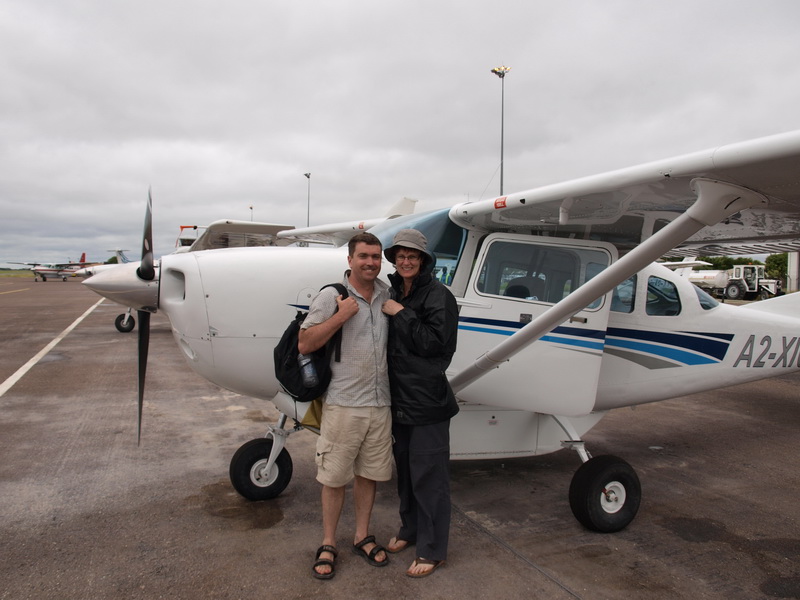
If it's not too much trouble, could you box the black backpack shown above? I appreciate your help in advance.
[273,283,349,403]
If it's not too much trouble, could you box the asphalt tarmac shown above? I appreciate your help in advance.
[1,276,798,600]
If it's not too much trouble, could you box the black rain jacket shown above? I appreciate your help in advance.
[386,268,459,426]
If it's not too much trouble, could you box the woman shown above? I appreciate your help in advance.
[381,229,459,578]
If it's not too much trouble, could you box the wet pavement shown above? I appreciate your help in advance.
[0,276,798,599]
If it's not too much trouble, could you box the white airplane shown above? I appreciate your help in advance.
[12,252,99,281]
[85,130,800,533]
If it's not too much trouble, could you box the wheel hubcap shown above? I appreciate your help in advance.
[250,459,278,488]
[601,481,626,514]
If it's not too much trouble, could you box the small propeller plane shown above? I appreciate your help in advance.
[12,252,99,281]
[85,129,800,532]
[73,250,134,279]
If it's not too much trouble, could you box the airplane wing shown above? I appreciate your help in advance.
[659,259,712,270]
[448,130,800,394]
[186,220,296,252]
[278,197,418,246]
[449,130,800,256]
[276,217,388,247]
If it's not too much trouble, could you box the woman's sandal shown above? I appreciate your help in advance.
[386,536,414,554]
[352,535,389,567]
[406,557,445,578]
[312,545,338,580]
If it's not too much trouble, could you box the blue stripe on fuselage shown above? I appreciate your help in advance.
[457,317,732,365]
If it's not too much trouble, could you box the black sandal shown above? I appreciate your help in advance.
[352,535,389,567]
[313,545,338,580]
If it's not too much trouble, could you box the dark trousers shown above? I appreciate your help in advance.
[392,420,452,561]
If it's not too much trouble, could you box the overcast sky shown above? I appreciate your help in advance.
[3,0,800,268]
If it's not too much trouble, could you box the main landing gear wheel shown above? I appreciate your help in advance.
[229,438,293,501]
[115,313,136,333]
[569,455,641,533]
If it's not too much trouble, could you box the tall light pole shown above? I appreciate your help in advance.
[491,65,511,196]
[303,173,311,226]
[249,205,253,221]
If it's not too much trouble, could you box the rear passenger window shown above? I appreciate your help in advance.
[611,276,637,313]
[646,277,681,316]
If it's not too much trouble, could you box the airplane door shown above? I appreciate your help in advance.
[452,234,616,416]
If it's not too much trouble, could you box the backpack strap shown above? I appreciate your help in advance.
[320,283,349,363]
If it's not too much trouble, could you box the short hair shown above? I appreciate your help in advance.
[348,232,382,256]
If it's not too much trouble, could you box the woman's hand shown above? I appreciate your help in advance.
[382,299,404,316]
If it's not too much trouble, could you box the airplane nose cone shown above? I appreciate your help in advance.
[82,262,159,312]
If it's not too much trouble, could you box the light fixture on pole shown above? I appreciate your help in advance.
[303,173,311,227]
[490,65,511,196]
[249,205,253,221]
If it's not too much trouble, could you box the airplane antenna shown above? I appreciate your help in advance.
[304,173,311,227]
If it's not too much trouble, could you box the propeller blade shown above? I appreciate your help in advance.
[136,309,151,445]
[137,191,155,281]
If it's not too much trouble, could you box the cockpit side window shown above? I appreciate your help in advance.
[476,240,609,309]
[646,276,681,316]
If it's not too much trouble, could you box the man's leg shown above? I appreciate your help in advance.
[353,476,387,563]
[316,484,345,577]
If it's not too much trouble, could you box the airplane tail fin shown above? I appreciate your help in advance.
[384,197,417,218]
[79,252,86,263]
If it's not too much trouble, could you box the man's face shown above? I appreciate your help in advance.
[347,242,383,285]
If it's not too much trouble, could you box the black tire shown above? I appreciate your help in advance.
[725,282,745,300]
[229,438,293,501]
[569,455,641,533]
[115,313,136,333]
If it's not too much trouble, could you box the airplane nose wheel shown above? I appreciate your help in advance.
[115,313,136,333]
[229,438,293,501]
[569,455,641,532]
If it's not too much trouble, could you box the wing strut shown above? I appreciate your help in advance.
[449,178,767,394]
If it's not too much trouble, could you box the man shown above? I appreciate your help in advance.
[298,232,393,580]
[381,229,459,578]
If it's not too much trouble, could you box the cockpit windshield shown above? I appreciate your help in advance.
[370,209,467,285]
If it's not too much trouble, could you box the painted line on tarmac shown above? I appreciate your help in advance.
[0,288,29,295]
[0,298,104,398]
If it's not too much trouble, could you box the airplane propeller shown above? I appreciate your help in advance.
[135,192,155,445]
[80,191,160,444]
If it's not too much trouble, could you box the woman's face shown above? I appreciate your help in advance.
[394,248,422,281]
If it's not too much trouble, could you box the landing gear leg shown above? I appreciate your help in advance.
[554,416,642,533]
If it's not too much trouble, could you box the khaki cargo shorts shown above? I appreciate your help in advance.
[315,404,393,488]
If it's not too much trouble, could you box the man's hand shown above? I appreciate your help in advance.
[337,294,359,320]
[298,294,359,355]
